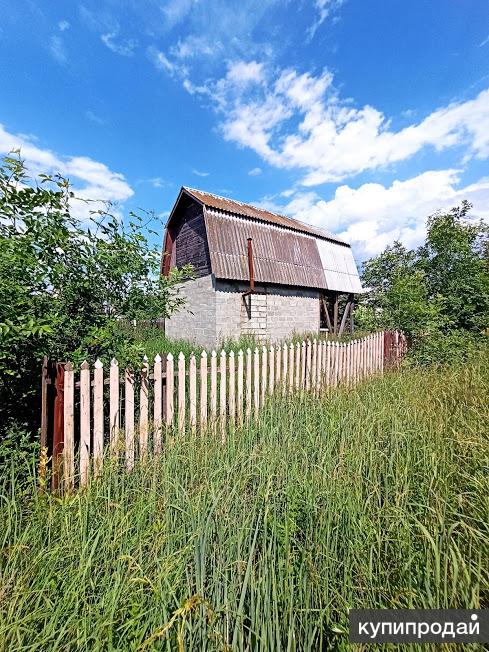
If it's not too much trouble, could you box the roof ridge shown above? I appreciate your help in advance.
[183,186,345,245]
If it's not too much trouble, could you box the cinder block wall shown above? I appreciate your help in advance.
[215,280,320,344]
[165,274,216,348]
[167,277,321,347]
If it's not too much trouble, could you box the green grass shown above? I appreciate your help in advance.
[123,324,369,361]
[1,356,488,651]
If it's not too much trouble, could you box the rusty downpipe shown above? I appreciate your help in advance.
[247,237,255,292]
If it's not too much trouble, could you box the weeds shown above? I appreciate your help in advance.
[0,356,488,650]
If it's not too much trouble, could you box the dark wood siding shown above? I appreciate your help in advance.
[173,202,211,277]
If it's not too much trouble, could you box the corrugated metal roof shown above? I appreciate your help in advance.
[184,186,347,245]
[316,239,363,294]
[165,186,363,293]
[205,210,328,289]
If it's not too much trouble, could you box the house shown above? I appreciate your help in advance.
[161,187,362,348]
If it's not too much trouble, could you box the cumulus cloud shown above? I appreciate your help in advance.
[0,123,133,220]
[208,62,489,186]
[275,170,489,259]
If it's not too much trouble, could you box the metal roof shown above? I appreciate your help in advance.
[183,187,347,245]
[205,210,327,289]
[165,186,363,293]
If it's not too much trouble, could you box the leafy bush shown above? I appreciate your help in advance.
[0,153,192,436]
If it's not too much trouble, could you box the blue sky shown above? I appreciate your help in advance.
[1,0,488,261]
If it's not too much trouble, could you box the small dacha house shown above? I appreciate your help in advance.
[162,187,362,348]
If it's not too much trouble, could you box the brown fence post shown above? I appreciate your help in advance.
[51,362,65,491]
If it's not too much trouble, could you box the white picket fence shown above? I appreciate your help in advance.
[59,332,388,490]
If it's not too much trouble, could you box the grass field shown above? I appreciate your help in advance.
[1,355,488,650]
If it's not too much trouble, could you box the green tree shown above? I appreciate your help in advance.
[0,153,192,434]
[360,242,446,340]
[359,202,489,354]
[419,200,489,331]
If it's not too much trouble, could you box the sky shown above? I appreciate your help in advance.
[1,0,489,262]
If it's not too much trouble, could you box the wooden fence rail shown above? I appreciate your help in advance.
[41,331,405,491]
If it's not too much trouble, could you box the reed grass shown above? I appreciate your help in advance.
[1,356,488,651]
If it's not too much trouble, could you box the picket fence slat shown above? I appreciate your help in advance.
[246,348,252,422]
[109,359,120,456]
[237,350,244,425]
[253,348,260,417]
[139,357,149,457]
[200,351,208,430]
[125,368,135,471]
[63,362,74,491]
[178,352,186,436]
[210,351,217,427]
[166,354,174,429]
[153,355,162,454]
[80,361,90,486]
[189,353,197,433]
[229,351,236,425]
[220,350,227,441]
[93,359,104,475]
[52,332,405,490]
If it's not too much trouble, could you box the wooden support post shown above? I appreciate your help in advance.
[338,294,353,337]
[321,296,333,334]
[333,294,339,335]
[51,362,65,491]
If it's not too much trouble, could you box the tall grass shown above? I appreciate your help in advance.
[1,357,488,651]
[123,323,368,360]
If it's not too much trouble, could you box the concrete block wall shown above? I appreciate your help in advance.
[167,277,321,348]
[265,286,320,342]
[165,274,216,348]
[215,279,319,344]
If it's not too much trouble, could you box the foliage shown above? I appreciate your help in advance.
[0,422,38,490]
[0,153,192,433]
[359,201,489,359]
[1,352,488,650]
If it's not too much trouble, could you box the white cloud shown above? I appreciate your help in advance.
[207,62,489,186]
[170,35,221,60]
[0,123,133,220]
[101,31,137,56]
[479,34,489,47]
[192,169,210,177]
[309,1,345,37]
[277,170,489,260]
[58,20,70,32]
[248,167,262,176]
[49,35,67,64]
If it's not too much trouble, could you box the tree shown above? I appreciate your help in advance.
[419,201,489,331]
[0,153,192,434]
[358,202,489,350]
